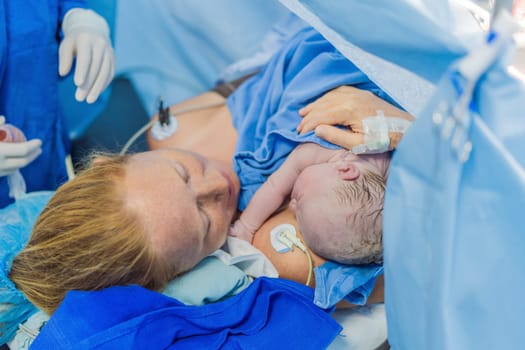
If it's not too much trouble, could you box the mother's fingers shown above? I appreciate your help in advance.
[314,125,364,150]
[299,103,313,116]
[298,104,360,134]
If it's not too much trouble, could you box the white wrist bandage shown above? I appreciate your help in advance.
[351,110,412,154]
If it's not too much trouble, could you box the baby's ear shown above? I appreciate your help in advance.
[336,161,360,181]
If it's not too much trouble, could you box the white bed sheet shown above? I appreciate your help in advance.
[328,303,387,350]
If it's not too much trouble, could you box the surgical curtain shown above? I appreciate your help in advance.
[279,1,525,349]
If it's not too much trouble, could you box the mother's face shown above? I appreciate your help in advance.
[123,148,240,272]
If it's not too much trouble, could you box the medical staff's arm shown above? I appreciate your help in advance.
[229,143,334,242]
[297,86,414,151]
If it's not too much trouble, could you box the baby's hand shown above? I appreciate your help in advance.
[297,86,413,151]
[229,219,256,243]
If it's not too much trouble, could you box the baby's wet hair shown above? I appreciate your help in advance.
[306,168,386,265]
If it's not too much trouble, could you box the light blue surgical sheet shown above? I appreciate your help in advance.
[278,0,485,115]
[278,1,525,349]
[114,0,291,114]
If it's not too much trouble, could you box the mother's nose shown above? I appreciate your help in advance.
[193,172,229,200]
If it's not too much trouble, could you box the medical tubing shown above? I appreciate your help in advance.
[119,100,226,155]
[296,240,314,287]
[119,120,155,155]
[278,231,314,286]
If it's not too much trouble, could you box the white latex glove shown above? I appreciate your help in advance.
[59,8,115,104]
[0,117,42,177]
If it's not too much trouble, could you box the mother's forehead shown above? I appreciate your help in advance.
[129,148,208,165]
[122,155,196,245]
[130,149,167,161]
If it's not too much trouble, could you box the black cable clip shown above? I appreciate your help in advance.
[158,97,171,127]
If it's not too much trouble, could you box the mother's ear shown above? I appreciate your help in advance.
[336,160,360,181]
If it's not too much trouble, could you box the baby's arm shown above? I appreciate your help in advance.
[229,143,335,242]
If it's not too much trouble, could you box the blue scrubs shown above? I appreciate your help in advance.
[0,0,87,208]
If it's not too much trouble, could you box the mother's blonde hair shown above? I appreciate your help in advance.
[9,155,174,314]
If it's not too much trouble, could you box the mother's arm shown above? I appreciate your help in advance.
[297,86,414,152]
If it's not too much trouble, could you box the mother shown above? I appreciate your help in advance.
[9,92,386,315]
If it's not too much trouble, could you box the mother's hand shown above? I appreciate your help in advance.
[297,86,413,151]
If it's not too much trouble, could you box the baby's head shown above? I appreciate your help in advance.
[290,151,390,265]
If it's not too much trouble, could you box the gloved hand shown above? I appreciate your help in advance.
[0,117,42,177]
[59,8,115,104]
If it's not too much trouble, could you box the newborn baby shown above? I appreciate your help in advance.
[230,142,390,264]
